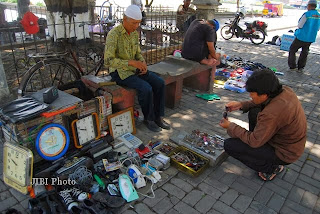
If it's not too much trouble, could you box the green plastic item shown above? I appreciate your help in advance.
[94,174,105,189]
[270,67,277,72]
[196,94,221,101]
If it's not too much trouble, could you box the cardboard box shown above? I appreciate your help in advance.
[280,34,295,51]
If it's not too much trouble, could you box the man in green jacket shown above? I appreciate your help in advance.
[104,5,170,132]
[219,69,307,181]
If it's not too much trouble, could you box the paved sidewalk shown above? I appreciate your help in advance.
[1,41,320,214]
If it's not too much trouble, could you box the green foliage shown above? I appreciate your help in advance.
[35,2,44,7]
[0,0,18,3]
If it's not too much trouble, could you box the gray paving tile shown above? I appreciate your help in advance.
[219,189,239,206]
[153,197,174,214]
[182,189,203,207]
[299,174,320,189]
[300,191,318,210]
[254,186,274,205]
[195,195,215,213]
[301,164,316,177]
[166,209,179,214]
[284,199,313,214]
[198,182,223,199]
[208,166,226,181]
[287,186,305,203]
[213,201,240,214]
[244,208,260,214]
[282,168,299,184]
[122,210,138,214]
[266,193,285,213]
[236,176,262,192]
[204,176,229,193]
[231,181,257,198]
[168,195,180,206]
[173,201,200,214]
[219,171,238,186]
[263,182,289,198]
[249,200,278,214]
[143,188,168,207]
[0,196,18,212]
[134,203,154,214]
[231,195,252,213]
[295,178,320,195]
[279,206,300,214]
[9,188,28,202]
[170,178,193,193]
[162,183,185,199]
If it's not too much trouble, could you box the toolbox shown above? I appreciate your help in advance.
[169,146,209,177]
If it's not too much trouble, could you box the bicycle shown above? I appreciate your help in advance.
[17,40,105,97]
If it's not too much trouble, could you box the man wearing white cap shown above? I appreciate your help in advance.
[104,5,170,132]
[288,0,320,72]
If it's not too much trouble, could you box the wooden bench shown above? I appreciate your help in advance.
[81,56,215,110]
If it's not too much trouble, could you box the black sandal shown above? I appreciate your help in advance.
[258,165,284,181]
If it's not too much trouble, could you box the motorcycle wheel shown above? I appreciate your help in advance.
[250,29,265,45]
[221,25,234,40]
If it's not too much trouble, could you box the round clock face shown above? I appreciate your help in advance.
[110,110,134,138]
[36,124,70,161]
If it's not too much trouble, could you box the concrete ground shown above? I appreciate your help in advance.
[1,39,320,214]
[1,10,320,213]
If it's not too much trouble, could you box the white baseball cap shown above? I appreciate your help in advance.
[124,5,142,20]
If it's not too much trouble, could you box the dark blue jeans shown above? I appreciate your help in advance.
[224,107,289,174]
[110,71,165,121]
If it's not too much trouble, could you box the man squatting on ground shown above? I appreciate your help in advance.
[288,0,320,72]
[104,5,170,132]
[219,70,307,181]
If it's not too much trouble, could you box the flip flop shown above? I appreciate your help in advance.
[258,165,284,181]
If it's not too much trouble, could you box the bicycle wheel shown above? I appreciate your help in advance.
[19,59,81,96]
[250,29,266,45]
[220,25,234,40]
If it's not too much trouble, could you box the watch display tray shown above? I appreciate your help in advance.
[170,131,228,167]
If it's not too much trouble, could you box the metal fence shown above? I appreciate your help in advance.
[0,4,184,98]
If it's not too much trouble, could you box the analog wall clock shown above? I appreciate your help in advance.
[3,142,33,194]
[71,112,100,148]
[35,123,70,161]
[107,107,135,139]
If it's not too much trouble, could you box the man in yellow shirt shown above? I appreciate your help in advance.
[104,5,170,132]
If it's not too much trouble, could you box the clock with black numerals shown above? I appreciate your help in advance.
[3,142,33,194]
[107,107,136,139]
[71,113,100,148]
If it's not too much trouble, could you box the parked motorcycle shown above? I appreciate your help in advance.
[220,12,268,45]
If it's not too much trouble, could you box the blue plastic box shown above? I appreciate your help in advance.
[280,34,295,51]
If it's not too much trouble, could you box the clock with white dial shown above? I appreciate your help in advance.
[36,123,70,161]
[107,107,135,139]
[71,113,100,148]
[3,142,33,194]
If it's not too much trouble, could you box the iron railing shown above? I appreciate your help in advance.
[0,4,184,97]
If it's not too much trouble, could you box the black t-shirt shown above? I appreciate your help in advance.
[181,19,216,62]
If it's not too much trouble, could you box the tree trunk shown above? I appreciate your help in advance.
[17,0,30,19]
